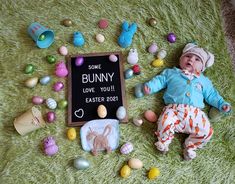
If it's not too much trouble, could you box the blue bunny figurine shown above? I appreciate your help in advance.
[73,32,85,47]
[118,21,137,48]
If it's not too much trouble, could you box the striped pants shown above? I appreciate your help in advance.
[155,104,213,151]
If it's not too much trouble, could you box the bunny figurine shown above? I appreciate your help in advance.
[118,21,137,48]
[55,61,68,78]
[127,48,138,65]
[73,32,85,47]
[43,136,59,156]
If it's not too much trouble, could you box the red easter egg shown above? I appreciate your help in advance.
[98,19,109,29]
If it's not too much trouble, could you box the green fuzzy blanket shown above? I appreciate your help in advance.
[0,0,234,183]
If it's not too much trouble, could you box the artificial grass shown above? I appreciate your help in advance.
[0,0,235,183]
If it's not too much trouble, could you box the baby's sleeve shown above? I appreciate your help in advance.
[144,69,169,94]
[203,78,231,113]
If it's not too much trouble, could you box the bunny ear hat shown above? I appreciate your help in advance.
[181,43,215,72]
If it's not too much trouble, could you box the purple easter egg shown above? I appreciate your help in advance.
[46,111,56,123]
[53,81,64,92]
[75,57,84,66]
[167,33,176,43]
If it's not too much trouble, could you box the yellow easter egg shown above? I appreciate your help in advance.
[67,128,76,140]
[148,167,160,179]
[97,104,107,118]
[120,165,131,178]
[25,77,38,88]
[152,59,164,67]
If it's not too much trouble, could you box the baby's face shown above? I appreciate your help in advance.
[180,53,203,74]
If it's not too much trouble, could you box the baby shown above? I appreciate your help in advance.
[142,43,231,160]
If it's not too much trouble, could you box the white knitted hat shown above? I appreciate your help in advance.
[181,43,214,72]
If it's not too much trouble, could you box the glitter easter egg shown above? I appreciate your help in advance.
[53,81,64,92]
[167,33,176,43]
[75,57,84,66]
[98,19,109,29]
[120,142,133,155]
[46,98,57,110]
[46,111,56,123]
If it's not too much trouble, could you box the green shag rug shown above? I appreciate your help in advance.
[0,0,235,183]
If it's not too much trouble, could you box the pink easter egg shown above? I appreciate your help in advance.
[53,81,64,92]
[32,96,44,105]
[59,46,68,56]
[75,57,84,66]
[120,142,133,155]
[144,110,158,122]
[46,111,56,123]
[109,54,118,62]
[148,43,158,54]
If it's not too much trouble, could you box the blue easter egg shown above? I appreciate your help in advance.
[74,157,90,170]
[40,76,51,85]
[116,106,127,120]
[124,69,134,79]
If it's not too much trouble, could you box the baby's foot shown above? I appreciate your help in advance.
[155,141,169,154]
[184,149,197,161]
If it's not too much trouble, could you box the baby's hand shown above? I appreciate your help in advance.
[222,105,231,113]
[144,85,150,95]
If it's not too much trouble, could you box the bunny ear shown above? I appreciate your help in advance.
[205,51,214,68]
[122,21,129,31]
[183,43,197,53]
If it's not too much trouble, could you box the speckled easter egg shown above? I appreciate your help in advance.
[98,19,109,29]
[46,98,57,110]
[67,128,76,140]
[74,157,90,170]
[96,34,105,43]
[128,158,143,169]
[32,96,44,105]
[148,43,158,54]
[97,104,107,118]
[148,167,160,179]
[59,46,68,56]
[116,106,126,120]
[144,110,158,122]
[40,76,51,85]
[157,50,167,59]
[109,54,118,62]
[120,142,133,155]
[120,165,131,178]
[25,77,38,88]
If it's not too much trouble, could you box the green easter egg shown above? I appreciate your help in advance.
[58,100,68,109]
[39,34,46,41]
[46,55,56,64]
[24,64,35,74]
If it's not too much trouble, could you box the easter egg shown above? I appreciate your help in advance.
[148,43,158,54]
[24,64,35,74]
[167,33,176,43]
[157,50,167,59]
[38,34,46,41]
[62,19,73,27]
[149,18,157,27]
[134,83,144,98]
[75,57,84,66]
[25,77,38,88]
[40,76,51,85]
[46,111,56,123]
[32,96,44,105]
[152,59,164,67]
[144,110,158,122]
[120,142,133,154]
[116,106,126,120]
[46,55,56,64]
[97,104,107,118]
[132,64,141,75]
[133,118,143,126]
[58,99,68,109]
[74,157,90,170]
[98,19,109,29]
[46,98,57,110]
[109,54,118,62]
[53,81,64,92]
[96,34,105,43]
[124,69,134,79]
[67,128,76,140]
[59,46,68,56]
[148,167,160,179]
[128,158,143,169]
[120,165,131,178]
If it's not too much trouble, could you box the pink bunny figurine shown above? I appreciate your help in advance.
[55,61,68,77]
